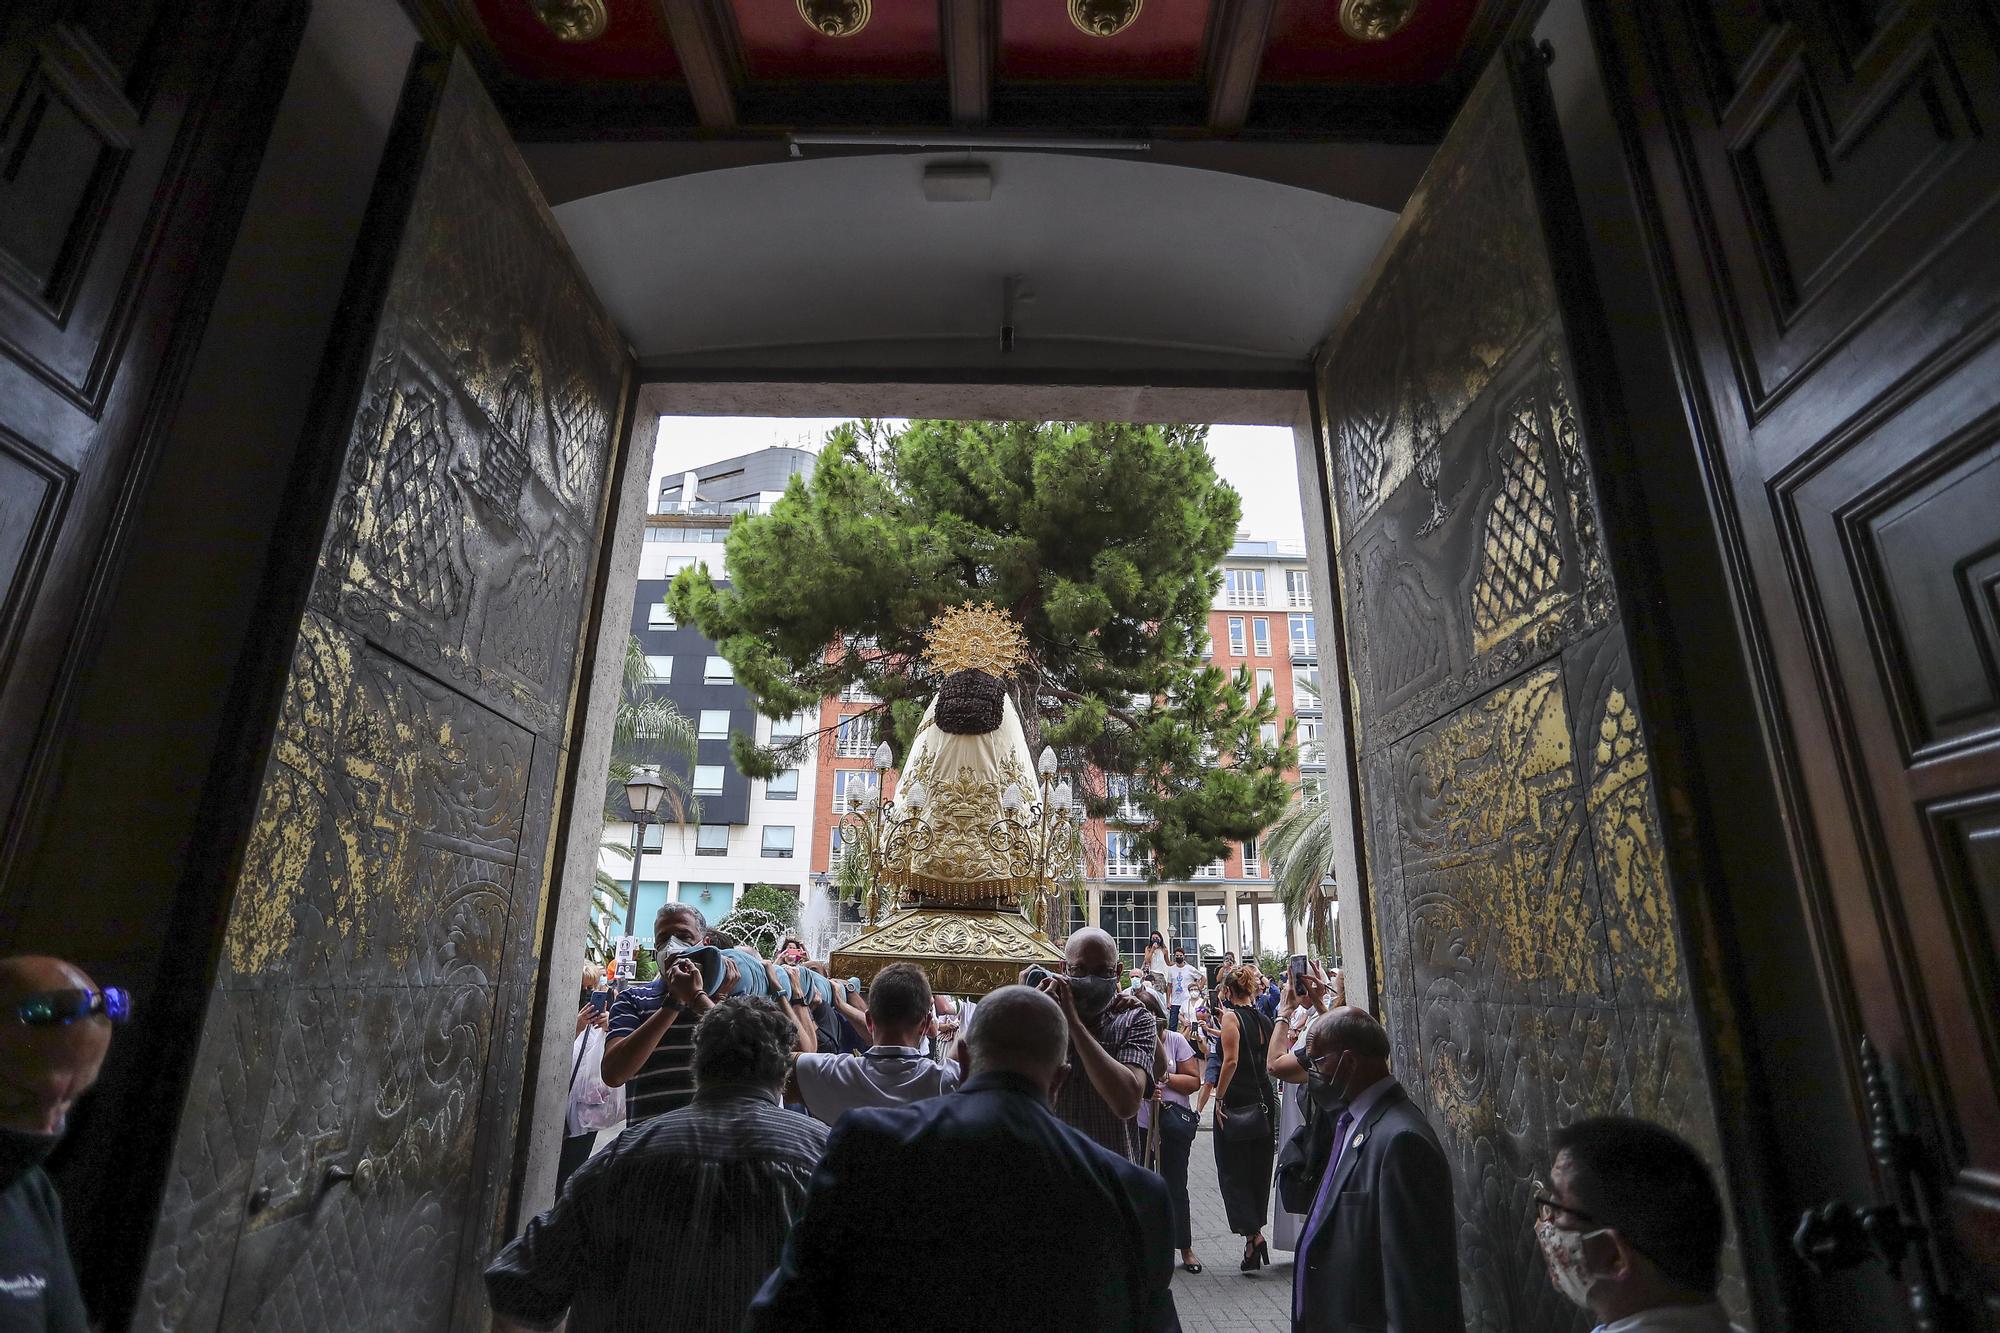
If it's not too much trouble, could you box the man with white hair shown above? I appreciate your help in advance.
[749,984,1179,1331]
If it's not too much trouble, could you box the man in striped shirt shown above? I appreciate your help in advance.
[601,903,739,1123]
[486,997,828,1333]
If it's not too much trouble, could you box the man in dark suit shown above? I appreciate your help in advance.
[1293,1008,1463,1333]
[747,983,1179,1332]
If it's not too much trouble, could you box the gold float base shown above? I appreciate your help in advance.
[829,904,1064,997]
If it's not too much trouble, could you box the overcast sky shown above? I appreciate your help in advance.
[651,416,1305,546]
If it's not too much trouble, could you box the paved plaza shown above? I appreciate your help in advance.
[1171,1123,1294,1333]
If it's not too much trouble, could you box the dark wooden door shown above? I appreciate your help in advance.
[128,52,631,1331]
[0,1,304,891]
[1597,0,2000,1324]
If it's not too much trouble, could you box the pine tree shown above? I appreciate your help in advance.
[670,420,1295,879]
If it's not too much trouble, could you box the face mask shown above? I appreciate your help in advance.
[0,1125,62,1191]
[1066,975,1117,1018]
[1536,1218,1611,1309]
[1307,1071,1349,1112]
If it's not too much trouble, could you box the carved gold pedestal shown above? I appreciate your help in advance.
[830,905,1063,997]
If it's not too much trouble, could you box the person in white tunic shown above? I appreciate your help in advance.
[1264,961,1338,1253]
[1535,1116,1743,1332]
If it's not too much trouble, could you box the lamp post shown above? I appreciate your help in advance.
[622,768,669,961]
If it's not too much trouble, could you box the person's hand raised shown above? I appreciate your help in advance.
[714,957,740,998]
[664,959,703,1006]
[1032,972,1080,1028]
[574,1003,596,1037]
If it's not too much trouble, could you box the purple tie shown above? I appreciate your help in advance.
[1294,1110,1354,1321]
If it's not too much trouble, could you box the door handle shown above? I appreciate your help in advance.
[1789,1037,1951,1331]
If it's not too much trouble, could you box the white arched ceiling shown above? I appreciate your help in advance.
[552,151,1396,375]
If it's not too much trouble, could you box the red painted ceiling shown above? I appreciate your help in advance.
[730,0,943,81]
[999,0,1213,82]
[471,0,682,81]
[1259,0,1482,83]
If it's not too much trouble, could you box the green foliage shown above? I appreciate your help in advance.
[1264,677,1336,956]
[672,420,1297,877]
[718,884,803,958]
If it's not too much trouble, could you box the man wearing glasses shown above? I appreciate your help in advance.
[1533,1117,1738,1331]
[0,956,127,1332]
[1026,927,1157,1163]
[1292,1007,1461,1332]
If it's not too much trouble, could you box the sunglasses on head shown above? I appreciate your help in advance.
[15,987,131,1027]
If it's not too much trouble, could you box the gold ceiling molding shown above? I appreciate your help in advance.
[1070,0,1143,38]
[1339,0,1418,41]
[530,0,607,42]
[798,0,871,37]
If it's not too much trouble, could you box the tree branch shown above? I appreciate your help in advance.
[1041,683,1141,731]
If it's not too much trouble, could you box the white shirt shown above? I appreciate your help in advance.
[794,1045,961,1124]
[1167,964,1202,1006]
[1335,1076,1399,1165]
[1594,1303,1738,1333]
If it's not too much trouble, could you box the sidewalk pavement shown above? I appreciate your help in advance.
[1170,1122,1294,1333]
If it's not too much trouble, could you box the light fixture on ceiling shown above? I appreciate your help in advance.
[1339,0,1419,41]
[1070,0,1143,38]
[530,0,607,42]
[798,0,870,37]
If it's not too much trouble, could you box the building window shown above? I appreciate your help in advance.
[647,602,674,630]
[832,769,874,812]
[1242,840,1261,877]
[1167,890,1198,956]
[1254,668,1275,701]
[1259,721,1278,747]
[1194,857,1224,878]
[1106,773,1144,822]
[642,655,672,683]
[1202,633,1214,658]
[1253,617,1270,655]
[770,712,805,742]
[1227,617,1246,655]
[766,769,799,800]
[695,824,729,856]
[698,708,730,739]
[829,825,848,863]
[835,714,877,758]
[1099,890,1158,962]
[631,823,665,852]
[761,826,795,858]
[1299,717,1323,756]
[1290,614,1317,656]
[1225,568,1266,607]
[1286,569,1311,607]
[666,556,696,576]
[1105,831,1145,879]
[1296,668,1322,707]
[644,525,675,542]
[840,680,876,703]
[704,655,734,683]
[693,765,725,795]
[680,882,732,912]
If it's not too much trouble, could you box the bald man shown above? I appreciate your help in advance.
[1033,926,1158,1162]
[749,986,1179,1332]
[0,956,122,1333]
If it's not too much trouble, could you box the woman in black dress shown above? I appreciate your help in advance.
[1211,963,1278,1270]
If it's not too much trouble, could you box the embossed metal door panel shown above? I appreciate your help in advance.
[134,51,629,1332]
[1596,0,2000,1323]
[1316,60,1732,1331]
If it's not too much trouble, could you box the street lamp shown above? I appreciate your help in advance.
[621,768,669,960]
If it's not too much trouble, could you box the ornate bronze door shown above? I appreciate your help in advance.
[131,51,631,1330]
[1594,0,2000,1326]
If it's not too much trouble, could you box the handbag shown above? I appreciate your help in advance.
[1277,1095,1333,1214]
[1217,1098,1271,1144]
[569,1026,625,1134]
[1158,1099,1200,1146]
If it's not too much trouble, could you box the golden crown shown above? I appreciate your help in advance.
[925,601,1028,678]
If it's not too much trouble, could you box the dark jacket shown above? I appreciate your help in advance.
[0,1165,87,1333]
[1292,1082,1463,1333]
[746,1070,1179,1332]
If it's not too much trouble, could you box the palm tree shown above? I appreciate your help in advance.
[586,637,699,962]
[1265,675,1336,955]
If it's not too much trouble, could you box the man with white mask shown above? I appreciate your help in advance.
[1534,1117,1741,1332]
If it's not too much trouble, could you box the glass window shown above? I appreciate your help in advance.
[1242,839,1261,877]
[832,769,873,811]
[835,713,877,758]
[627,822,665,852]
[1254,668,1275,700]
[1105,831,1145,878]
[698,708,729,739]
[1296,668,1322,706]
[1167,890,1198,956]
[770,712,806,741]
[1259,721,1278,747]
[761,826,795,858]
[1286,569,1312,607]
[1224,568,1266,606]
[1290,614,1317,655]
[693,765,725,794]
[840,680,876,703]
[766,769,799,800]
[704,655,734,683]
[1253,618,1270,655]
[680,882,732,911]
[642,655,672,683]
[1106,773,1143,822]
[1227,617,1246,655]
[1194,857,1224,878]
[666,556,696,576]
[647,602,674,629]
[1098,890,1158,962]
[695,824,729,855]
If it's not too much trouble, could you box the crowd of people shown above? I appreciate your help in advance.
[484,907,1742,1332]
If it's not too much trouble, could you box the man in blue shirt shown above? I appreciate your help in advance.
[600,903,739,1124]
